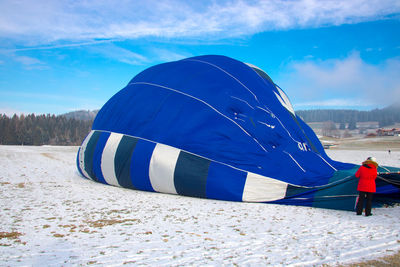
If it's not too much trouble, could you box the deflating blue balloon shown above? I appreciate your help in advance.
[77,55,400,211]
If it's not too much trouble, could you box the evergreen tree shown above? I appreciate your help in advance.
[0,113,93,145]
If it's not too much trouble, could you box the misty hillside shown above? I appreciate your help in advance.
[62,110,99,121]
[62,104,400,127]
[296,104,400,127]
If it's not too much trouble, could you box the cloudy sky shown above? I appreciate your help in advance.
[0,0,399,115]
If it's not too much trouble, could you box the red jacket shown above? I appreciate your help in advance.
[355,164,377,193]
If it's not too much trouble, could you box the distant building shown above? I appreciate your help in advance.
[376,128,400,136]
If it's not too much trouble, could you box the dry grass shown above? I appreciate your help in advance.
[53,233,65,238]
[84,218,141,228]
[0,231,23,239]
[329,136,400,151]
[342,250,400,267]
[0,231,24,246]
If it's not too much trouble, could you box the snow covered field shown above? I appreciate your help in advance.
[0,145,399,266]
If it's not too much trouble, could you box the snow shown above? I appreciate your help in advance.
[0,145,399,266]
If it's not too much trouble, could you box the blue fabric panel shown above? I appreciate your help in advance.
[376,184,400,194]
[378,166,400,173]
[93,82,266,176]
[93,131,111,184]
[291,113,320,154]
[374,192,400,205]
[76,147,85,177]
[174,151,210,198]
[311,171,358,210]
[282,169,359,209]
[281,186,317,207]
[313,196,358,211]
[277,186,355,211]
[376,176,388,188]
[115,135,138,189]
[272,197,315,208]
[92,55,342,186]
[84,131,102,181]
[206,162,247,201]
[297,118,325,156]
[375,172,400,205]
[285,185,316,199]
[130,139,156,192]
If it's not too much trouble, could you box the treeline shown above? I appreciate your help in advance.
[0,114,93,146]
[1,104,399,146]
[296,105,400,127]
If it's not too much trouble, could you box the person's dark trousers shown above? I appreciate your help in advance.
[356,191,374,216]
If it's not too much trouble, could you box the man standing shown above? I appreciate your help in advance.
[355,157,378,216]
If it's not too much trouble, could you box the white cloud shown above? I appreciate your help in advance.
[151,48,191,62]
[277,53,400,108]
[14,55,42,65]
[13,55,47,69]
[9,40,117,52]
[0,47,47,69]
[88,43,149,65]
[0,0,399,44]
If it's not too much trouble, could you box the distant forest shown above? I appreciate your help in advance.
[296,104,400,127]
[0,104,399,146]
[0,114,93,146]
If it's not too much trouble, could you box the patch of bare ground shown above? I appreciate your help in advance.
[84,218,141,228]
[340,249,400,267]
[0,231,23,239]
[330,136,400,151]
[16,182,25,188]
[123,261,136,265]
[0,231,25,246]
[53,233,65,238]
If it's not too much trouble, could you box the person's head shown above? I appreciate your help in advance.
[363,156,378,167]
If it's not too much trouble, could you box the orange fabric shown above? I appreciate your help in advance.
[355,164,377,193]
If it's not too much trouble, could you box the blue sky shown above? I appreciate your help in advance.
[0,0,399,116]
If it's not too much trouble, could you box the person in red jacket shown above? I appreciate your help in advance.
[355,157,378,216]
